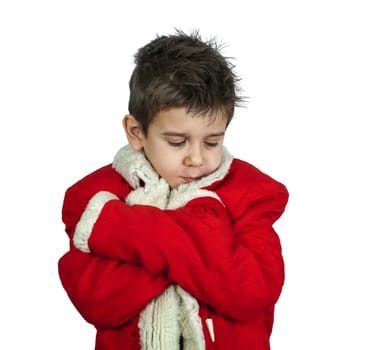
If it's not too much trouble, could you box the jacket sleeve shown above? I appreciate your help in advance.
[78,182,288,323]
[58,185,171,328]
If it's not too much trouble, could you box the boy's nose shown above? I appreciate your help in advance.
[184,146,203,167]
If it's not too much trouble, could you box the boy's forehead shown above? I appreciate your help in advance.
[153,107,227,125]
[149,107,227,134]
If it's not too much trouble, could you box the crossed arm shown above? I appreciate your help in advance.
[59,183,288,327]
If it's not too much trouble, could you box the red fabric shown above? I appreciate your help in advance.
[58,159,288,350]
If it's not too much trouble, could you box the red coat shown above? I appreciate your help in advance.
[58,146,288,350]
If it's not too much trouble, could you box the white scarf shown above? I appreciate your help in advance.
[111,145,233,350]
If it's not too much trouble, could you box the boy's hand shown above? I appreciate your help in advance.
[113,145,171,209]
[126,177,170,209]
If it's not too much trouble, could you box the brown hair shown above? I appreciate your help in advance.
[128,30,244,134]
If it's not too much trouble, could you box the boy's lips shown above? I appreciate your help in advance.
[180,176,200,183]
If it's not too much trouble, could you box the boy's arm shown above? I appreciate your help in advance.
[167,187,287,322]
[74,182,288,323]
[59,184,171,328]
[58,247,171,328]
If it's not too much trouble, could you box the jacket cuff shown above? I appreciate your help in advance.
[73,191,119,252]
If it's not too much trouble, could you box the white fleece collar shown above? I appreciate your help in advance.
[112,144,233,190]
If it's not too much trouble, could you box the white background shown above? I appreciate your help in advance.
[1,0,367,349]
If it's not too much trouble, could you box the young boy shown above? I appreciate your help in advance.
[59,30,288,350]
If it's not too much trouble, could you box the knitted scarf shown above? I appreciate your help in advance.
[111,145,233,350]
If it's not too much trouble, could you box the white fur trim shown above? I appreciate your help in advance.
[112,145,160,189]
[73,191,119,253]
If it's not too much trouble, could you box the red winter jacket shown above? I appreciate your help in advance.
[58,146,288,350]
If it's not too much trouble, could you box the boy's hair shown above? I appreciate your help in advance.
[128,30,244,134]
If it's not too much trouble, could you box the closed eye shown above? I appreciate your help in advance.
[204,141,219,147]
[168,140,186,147]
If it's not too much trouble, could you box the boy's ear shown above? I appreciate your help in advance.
[123,114,144,151]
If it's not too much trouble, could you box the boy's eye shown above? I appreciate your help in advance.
[168,140,186,147]
[204,141,219,147]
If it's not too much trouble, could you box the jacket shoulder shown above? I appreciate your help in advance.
[63,165,130,221]
[230,159,287,190]
[212,158,289,217]
[66,165,127,197]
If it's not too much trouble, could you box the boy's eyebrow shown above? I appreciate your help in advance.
[161,131,225,137]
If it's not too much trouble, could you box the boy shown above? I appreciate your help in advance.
[59,30,288,350]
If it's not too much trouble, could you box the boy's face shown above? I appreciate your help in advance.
[129,107,227,189]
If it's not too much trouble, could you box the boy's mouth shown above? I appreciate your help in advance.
[181,176,200,183]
